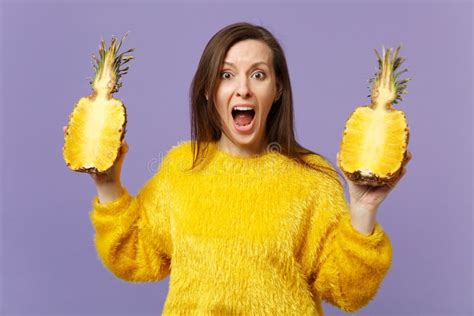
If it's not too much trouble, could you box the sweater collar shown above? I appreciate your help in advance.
[198,141,285,175]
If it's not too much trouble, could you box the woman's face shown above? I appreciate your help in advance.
[212,39,280,155]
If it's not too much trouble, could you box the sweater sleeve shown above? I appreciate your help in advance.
[300,161,393,313]
[89,160,173,283]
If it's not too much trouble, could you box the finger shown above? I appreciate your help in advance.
[121,141,129,154]
[336,152,344,166]
[387,167,406,189]
[400,167,407,177]
[338,168,350,184]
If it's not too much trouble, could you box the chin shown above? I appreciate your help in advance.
[230,135,258,147]
[228,126,264,149]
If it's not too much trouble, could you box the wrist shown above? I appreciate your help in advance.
[95,182,124,204]
[95,176,121,186]
[96,179,123,193]
[350,204,378,235]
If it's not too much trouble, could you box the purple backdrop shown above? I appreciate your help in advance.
[1,1,472,315]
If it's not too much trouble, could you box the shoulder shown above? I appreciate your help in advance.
[159,140,194,172]
[302,152,335,170]
[300,153,343,186]
[166,140,193,159]
[300,154,348,216]
[138,141,192,191]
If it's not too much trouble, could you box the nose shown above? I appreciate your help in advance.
[235,77,251,98]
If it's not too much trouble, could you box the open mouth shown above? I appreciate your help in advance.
[231,107,256,127]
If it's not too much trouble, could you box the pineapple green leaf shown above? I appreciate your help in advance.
[369,45,410,105]
[90,33,135,94]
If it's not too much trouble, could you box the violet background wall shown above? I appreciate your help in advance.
[1,0,472,315]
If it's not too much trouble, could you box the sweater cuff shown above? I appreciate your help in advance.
[338,212,386,248]
[91,188,133,216]
[337,213,392,270]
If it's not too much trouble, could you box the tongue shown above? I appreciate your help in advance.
[234,112,253,126]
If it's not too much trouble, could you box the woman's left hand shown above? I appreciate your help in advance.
[337,151,412,234]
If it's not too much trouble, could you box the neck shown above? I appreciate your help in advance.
[216,135,268,158]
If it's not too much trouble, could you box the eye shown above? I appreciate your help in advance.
[252,71,266,80]
[220,71,233,80]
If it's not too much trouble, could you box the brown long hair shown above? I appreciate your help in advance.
[188,22,341,183]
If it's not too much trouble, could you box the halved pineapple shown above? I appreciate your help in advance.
[338,46,411,186]
[63,33,134,174]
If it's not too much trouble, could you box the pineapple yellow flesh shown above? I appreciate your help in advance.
[63,96,126,172]
[339,107,407,178]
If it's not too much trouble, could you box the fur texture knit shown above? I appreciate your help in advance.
[89,140,392,315]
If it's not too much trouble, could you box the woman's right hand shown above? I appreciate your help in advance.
[63,125,129,185]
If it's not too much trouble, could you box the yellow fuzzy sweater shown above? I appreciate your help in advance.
[89,140,392,315]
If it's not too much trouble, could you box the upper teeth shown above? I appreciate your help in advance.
[233,106,253,111]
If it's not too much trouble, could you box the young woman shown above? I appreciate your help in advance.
[70,22,411,315]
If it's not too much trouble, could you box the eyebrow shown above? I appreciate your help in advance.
[223,61,269,68]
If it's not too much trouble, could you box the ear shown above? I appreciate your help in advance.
[205,91,209,101]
